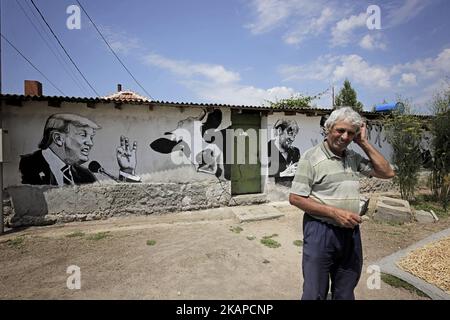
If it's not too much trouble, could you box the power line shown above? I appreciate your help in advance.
[29,0,99,96]
[1,33,65,95]
[15,0,89,96]
[23,0,90,95]
[76,0,154,100]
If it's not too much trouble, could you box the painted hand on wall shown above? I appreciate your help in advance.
[117,135,140,182]
[279,162,298,177]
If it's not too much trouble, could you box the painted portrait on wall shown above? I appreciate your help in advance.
[268,119,300,187]
[19,113,141,186]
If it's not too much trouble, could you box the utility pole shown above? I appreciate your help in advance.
[331,85,335,108]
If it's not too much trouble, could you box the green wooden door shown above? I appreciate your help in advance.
[230,111,261,195]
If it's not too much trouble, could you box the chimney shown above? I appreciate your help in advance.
[24,80,42,96]
[117,84,122,92]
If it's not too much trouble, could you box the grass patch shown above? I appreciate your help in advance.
[260,234,281,248]
[411,194,448,218]
[229,226,243,234]
[293,240,303,246]
[146,240,157,246]
[262,234,278,239]
[246,236,256,241]
[66,231,85,238]
[87,231,110,241]
[7,236,25,248]
[381,273,430,298]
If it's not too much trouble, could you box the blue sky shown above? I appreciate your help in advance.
[2,0,450,114]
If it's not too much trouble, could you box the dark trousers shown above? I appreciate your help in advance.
[301,214,363,300]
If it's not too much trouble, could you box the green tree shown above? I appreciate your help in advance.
[266,90,328,109]
[334,79,364,112]
[384,100,424,201]
[430,84,450,210]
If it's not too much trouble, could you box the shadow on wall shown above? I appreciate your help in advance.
[6,185,54,227]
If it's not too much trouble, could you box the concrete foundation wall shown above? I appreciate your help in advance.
[6,181,231,227]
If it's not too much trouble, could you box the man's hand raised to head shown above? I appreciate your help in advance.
[353,122,369,147]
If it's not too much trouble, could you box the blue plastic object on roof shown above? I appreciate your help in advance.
[374,102,405,113]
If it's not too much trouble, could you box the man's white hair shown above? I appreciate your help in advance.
[324,107,363,134]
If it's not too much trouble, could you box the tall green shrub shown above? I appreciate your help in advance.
[430,87,450,210]
[385,111,423,201]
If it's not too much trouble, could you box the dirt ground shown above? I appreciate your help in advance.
[1,200,449,300]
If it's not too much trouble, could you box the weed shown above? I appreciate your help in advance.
[410,197,450,218]
[87,231,110,241]
[246,236,256,240]
[293,240,303,246]
[260,234,281,248]
[7,236,25,248]
[230,226,243,234]
[66,231,85,238]
[262,234,278,239]
[381,273,430,298]
[146,240,157,246]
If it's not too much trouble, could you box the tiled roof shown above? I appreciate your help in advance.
[102,90,151,102]
[0,93,328,112]
[0,93,431,118]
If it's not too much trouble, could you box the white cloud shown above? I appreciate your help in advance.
[399,73,417,86]
[280,54,392,89]
[385,0,432,28]
[247,0,342,45]
[278,55,340,82]
[283,7,335,45]
[190,82,297,106]
[331,12,367,46]
[392,48,450,80]
[246,1,435,48]
[334,55,392,88]
[99,26,141,55]
[246,0,295,34]
[279,47,450,113]
[144,53,298,105]
[359,34,387,50]
[144,53,240,84]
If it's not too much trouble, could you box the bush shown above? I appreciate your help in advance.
[385,110,423,201]
[430,86,450,210]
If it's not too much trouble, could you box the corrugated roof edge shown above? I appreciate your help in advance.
[1,94,431,118]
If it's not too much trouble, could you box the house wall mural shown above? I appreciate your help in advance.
[2,101,232,187]
[2,101,398,189]
[1,96,426,227]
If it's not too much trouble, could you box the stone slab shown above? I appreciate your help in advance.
[232,204,284,222]
[374,196,412,223]
[414,210,437,224]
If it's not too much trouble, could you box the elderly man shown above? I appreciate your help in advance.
[289,107,394,300]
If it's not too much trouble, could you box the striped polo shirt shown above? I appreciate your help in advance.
[290,141,373,226]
